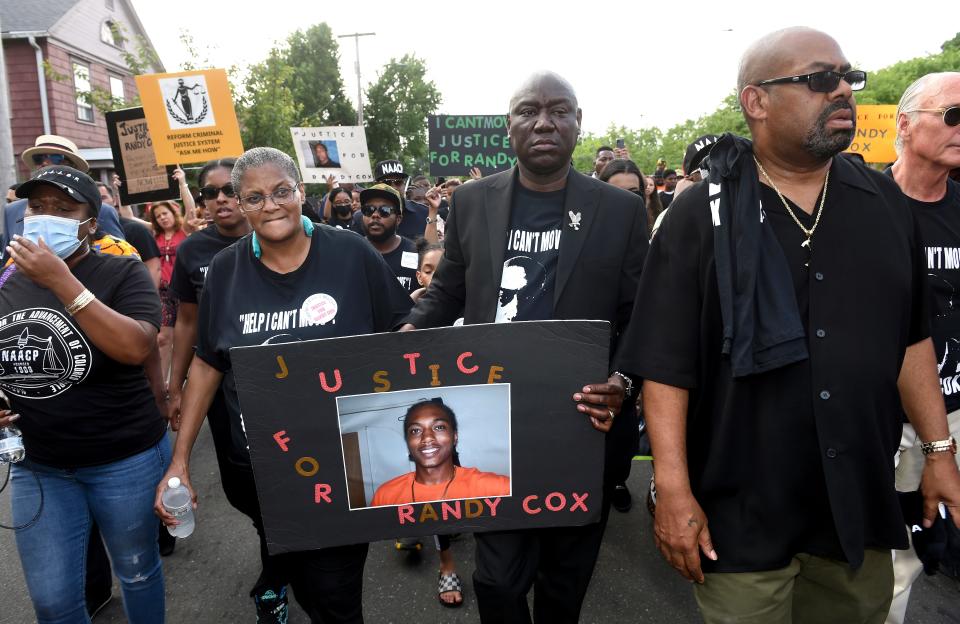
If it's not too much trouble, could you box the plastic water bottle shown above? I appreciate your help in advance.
[0,425,25,464]
[162,477,195,538]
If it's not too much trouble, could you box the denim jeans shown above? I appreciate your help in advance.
[12,436,171,624]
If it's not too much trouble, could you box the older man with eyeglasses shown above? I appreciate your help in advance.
[621,28,960,624]
[885,71,960,624]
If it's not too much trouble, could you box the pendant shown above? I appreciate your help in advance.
[801,238,811,249]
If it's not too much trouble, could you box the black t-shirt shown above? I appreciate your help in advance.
[196,225,413,466]
[886,172,960,412]
[659,190,674,209]
[0,253,164,468]
[495,185,565,322]
[169,226,245,304]
[623,156,927,572]
[380,236,419,294]
[120,217,160,262]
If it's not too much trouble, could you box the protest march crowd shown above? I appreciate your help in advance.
[1,24,960,624]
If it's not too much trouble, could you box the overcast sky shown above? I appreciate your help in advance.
[129,0,957,135]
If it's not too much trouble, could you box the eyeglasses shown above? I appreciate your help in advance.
[756,70,867,93]
[237,186,298,213]
[199,183,237,200]
[382,178,406,188]
[906,106,960,127]
[32,153,66,166]
[361,204,397,217]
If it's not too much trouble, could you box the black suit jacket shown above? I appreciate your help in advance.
[403,166,649,482]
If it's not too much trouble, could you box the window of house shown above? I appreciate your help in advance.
[73,62,94,122]
[110,76,125,102]
[100,20,122,46]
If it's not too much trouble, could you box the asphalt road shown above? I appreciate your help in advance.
[1,425,957,623]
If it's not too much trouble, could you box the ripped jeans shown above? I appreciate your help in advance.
[12,436,170,624]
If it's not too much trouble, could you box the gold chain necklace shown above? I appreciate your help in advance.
[753,156,830,250]
[411,466,456,503]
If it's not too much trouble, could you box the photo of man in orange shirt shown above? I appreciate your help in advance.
[371,400,510,506]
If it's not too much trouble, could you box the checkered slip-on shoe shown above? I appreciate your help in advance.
[438,571,464,608]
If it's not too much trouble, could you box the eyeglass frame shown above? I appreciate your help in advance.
[32,153,66,166]
[904,106,960,127]
[237,185,300,213]
[755,70,867,93]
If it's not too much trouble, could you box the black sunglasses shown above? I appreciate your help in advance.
[32,153,66,166]
[907,106,960,127]
[200,184,237,200]
[361,204,397,217]
[757,70,867,93]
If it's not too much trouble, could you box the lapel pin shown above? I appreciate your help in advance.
[568,211,582,231]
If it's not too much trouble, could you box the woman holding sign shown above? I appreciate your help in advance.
[154,147,412,622]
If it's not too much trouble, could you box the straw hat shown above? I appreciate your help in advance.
[21,135,89,172]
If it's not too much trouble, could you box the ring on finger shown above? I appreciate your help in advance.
[608,408,616,420]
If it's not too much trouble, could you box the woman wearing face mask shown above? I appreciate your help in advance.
[0,166,167,623]
[325,187,361,232]
[155,147,411,622]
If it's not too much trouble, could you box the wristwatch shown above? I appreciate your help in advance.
[611,371,634,398]
[425,216,437,224]
[920,435,958,456]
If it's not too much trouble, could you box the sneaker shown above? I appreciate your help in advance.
[611,483,632,513]
[86,590,112,619]
[395,537,423,551]
[254,586,288,624]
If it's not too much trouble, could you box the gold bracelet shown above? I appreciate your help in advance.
[65,289,96,316]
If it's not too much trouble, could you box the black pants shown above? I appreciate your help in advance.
[211,392,368,623]
[472,498,611,624]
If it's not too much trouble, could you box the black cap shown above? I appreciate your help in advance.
[16,166,101,218]
[359,183,403,210]
[683,135,720,175]
[374,159,408,181]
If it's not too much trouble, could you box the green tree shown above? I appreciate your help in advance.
[285,24,356,126]
[236,47,300,154]
[856,33,960,105]
[364,54,442,173]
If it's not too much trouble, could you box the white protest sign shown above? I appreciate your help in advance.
[290,127,375,183]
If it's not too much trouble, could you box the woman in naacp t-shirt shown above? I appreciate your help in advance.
[155,147,412,620]
[0,166,167,622]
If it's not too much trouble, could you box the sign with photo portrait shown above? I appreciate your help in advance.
[230,320,609,554]
[105,107,178,205]
[290,127,375,184]
[135,68,244,165]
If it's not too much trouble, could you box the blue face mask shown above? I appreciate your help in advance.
[22,215,91,259]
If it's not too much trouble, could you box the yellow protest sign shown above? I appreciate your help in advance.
[135,69,243,165]
[844,104,897,164]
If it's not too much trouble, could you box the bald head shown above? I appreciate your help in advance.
[737,27,841,95]
[509,71,579,112]
[896,72,960,153]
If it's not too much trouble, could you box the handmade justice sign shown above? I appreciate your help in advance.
[230,320,608,554]
[105,107,178,205]
[290,127,374,183]
[135,68,243,165]
[428,115,517,176]
[844,104,897,163]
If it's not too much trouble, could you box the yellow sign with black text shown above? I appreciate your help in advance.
[135,69,243,165]
[844,104,897,164]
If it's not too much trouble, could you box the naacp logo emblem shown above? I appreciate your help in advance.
[160,75,216,130]
[0,308,92,399]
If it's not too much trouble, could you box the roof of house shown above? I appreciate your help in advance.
[0,0,81,34]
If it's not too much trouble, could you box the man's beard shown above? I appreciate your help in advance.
[366,222,397,243]
[804,101,856,160]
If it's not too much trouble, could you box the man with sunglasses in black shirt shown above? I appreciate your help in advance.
[624,28,960,623]
[886,71,960,624]
[360,183,419,294]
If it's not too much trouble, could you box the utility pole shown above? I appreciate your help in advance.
[337,32,375,126]
[0,14,15,242]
